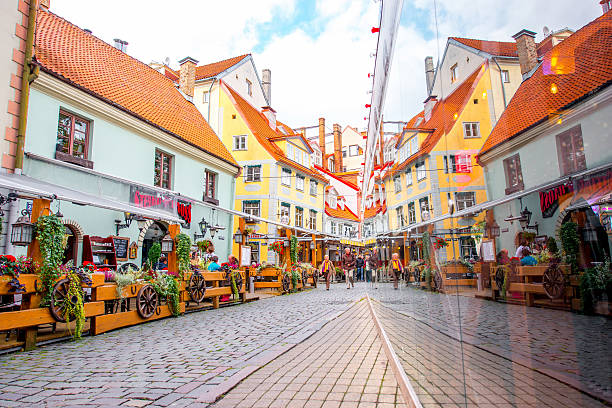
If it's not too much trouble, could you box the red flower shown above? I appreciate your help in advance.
[3,255,16,262]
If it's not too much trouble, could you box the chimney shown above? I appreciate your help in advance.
[178,56,198,98]
[423,95,437,122]
[601,0,612,13]
[333,124,342,173]
[513,29,538,76]
[319,118,327,170]
[424,56,435,95]
[113,38,128,53]
[262,69,272,105]
[262,106,276,129]
[84,29,92,34]
[39,0,50,10]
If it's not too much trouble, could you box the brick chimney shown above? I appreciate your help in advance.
[513,29,538,76]
[262,106,276,129]
[178,56,198,98]
[319,118,327,170]
[423,95,437,122]
[424,56,435,95]
[333,124,342,173]
[262,69,272,105]
[601,0,612,13]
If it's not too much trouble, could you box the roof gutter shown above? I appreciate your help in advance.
[15,0,39,172]
[492,57,508,108]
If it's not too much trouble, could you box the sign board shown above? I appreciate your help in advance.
[481,240,495,262]
[240,245,252,267]
[129,185,192,226]
[111,236,130,261]
[129,242,138,259]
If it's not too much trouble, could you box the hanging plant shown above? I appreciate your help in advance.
[290,235,298,264]
[196,240,212,252]
[175,233,191,279]
[560,222,580,273]
[271,240,284,254]
[433,237,449,250]
[244,227,255,237]
[148,242,162,270]
[36,215,65,306]
[151,271,180,316]
[422,231,431,266]
[63,268,85,339]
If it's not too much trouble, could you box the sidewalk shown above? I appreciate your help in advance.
[211,300,406,408]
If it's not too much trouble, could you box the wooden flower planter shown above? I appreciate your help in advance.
[438,264,477,293]
[182,270,247,311]
[253,267,283,292]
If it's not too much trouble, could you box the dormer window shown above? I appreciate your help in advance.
[450,64,458,83]
[246,79,252,96]
[329,194,337,209]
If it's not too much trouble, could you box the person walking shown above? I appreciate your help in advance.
[320,255,334,290]
[356,254,365,282]
[390,253,404,290]
[342,248,356,289]
[369,250,379,288]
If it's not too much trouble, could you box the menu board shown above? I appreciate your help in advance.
[481,240,495,262]
[240,245,251,267]
[112,236,130,261]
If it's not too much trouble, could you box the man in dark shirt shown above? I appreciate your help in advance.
[367,251,379,286]
[356,255,365,281]
[341,248,356,289]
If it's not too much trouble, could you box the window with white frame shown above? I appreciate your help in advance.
[308,210,317,230]
[245,165,261,182]
[312,150,322,166]
[444,155,456,174]
[343,224,352,237]
[463,122,480,138]
[455,191,476,211]
[396,206,405,227]
[364,223,372,237]
[330,221,337,235]
[296,175,305,191]
[280,203,290,224]
[394,176,402,193]
[416,161,426,180]
[405,167,413,186]
[233,135,247,150]
[246,79,252,96]
[329,194,337,209]
[243,200,260,217]
[349,145,359,156]
[295,207,304,227]
[410,136,419,156]
[281,168,291,186]
[309,180,317,196]
[342,147,347,158]
[287,143,294,161]
[501,70,510,83]
[450,63,458,83]
[408,202,416,224]
[328,157,335,172]
[202,91,209,103]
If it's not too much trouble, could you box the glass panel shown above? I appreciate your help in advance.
[56,112,72,153]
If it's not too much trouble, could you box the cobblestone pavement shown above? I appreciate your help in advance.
[370,298,606,408]
[211,300,405,408]
[0,285,365,407]
[367,284,612,403]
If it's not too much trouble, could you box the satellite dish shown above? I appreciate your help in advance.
[164,57,170,66]
[543,26,550,37]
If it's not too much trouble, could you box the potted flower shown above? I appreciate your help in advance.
[271,240,284,255]
[433,237,449,250]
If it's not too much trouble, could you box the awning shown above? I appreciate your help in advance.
[0,173,182,223]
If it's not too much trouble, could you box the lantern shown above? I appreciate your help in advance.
[161,233,174,253]
[11,214,34,246]
[233,232,243,244]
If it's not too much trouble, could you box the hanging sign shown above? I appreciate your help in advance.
[129,185,192,227]
[539,182,573,218]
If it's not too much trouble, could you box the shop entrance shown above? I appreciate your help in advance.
[141,222,167,266]
[565,206,611,266]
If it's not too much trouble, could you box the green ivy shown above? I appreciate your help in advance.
[36,215,65,306]
[151,272,180,316]
[546,236,559,255]
[148,242,162,269]
[175,233,191,279]
[290,235,298,264]
[64,268,85,339]
[422,231,431,266]
[560,222,580,273]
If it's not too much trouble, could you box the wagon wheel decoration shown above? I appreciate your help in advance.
[302,270,308,286]
[136,284,158,319]
[50,278,83,322]
[433,270,443,291]
[187,272,207,303]
[413,267,421,283]
[494,266,507,294]
[281,274,291,293]
[543,263,565,299]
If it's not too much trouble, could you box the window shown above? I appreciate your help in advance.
[329,194,337,209]
[330,221,337,235]
[444,155,456,174]
[202,91,209,103]
[408,202,416,224]
[344,224,353,237]
[154,150,173,189]
[349,145,359,156]
[313,151,322,166]
[394,176,402,193]
[405,167,413,186]
[280,203,290,224]
[246,79,252,96]
[460,237,478,260]
[364,223,372,237]
[463,122,480,138]
[296,175,305,191]
[328,157,335,172]
[243,200,260,217]
[248,242,260,264]
[310,180,317,196]
[233,135,247,150]
[419,197,431,220]
[455,191,476,211]
[295,207,303,228]
[455,153,472,173]
[503,154,524,194]
[281,168,291,186]
[410,136,419,156]
[309,210,317,230]
[245,165,261,182]
[204,170,216,200]
[501,70,510,83]
[56,110,92,166]
[416,161,426,181]
[396,206,405,227]
[450,63,458,83]
[556,125,586,176]
[342,147,347,158]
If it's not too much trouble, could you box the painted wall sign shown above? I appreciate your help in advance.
[539,182,573,218]
[129,186,192,227]
[176,200,192,228]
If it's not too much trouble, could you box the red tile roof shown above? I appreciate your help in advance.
[35,11,238,168]
[223,82,328,183]
[325,204,360,222]
[479,11,612,156]
[388,64,485,176]
[450,37,549,58]
[195,54,250,80]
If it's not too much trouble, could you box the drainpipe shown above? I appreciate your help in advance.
[492,57,508,108]
[207,77,217,124]
[15,0,39,172]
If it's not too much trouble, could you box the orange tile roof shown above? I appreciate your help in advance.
[325,204,360,222]
[195,54,250,80]
[163,66,179,81]
[223,82,328,183]
[479,11,612,156]
[35,11,238,168]
[451,37,548,58]
[387,64,485,177]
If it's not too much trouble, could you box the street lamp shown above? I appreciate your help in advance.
[10,212,34,246]
[519,206,539,234]
[161,233,174,253]
[115,212,146,235]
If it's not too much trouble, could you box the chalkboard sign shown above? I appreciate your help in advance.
[112,236,130,261]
